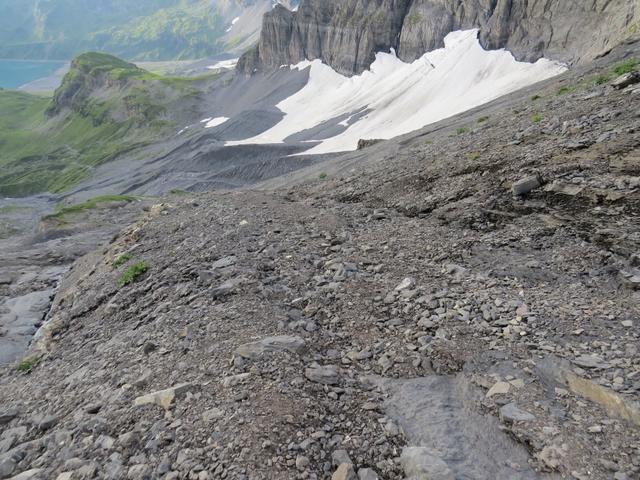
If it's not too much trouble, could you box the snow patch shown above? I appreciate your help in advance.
[226,16,240,32]
[207,58,239,70]
[204,117,229,129]
[226,29,566,155]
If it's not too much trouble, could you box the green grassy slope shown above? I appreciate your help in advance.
[0,52,216,197]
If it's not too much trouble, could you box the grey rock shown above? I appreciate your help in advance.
[305,365,341,385]
[210,277,244,299]
[36,415,58,431]
[500,403,536,423]
[332,464,357,480]
[619,269,640,290]
[0,409,18,425]
[400,447,455,480]
[512,175,543,196]
[295,455,310,470]
[332,449,353,466]
[133,383,197,410]
[234,335,306,360]
[221,372,251,387]
[357,139,383,150]
[7,469,43,480]
[127,464,151,479]
[395,277,416,291]
[211,255,237,270]
[202,408,225,422]
[118,431,139,448]
[0,455,16,478]
[358,468,379,480]
[611,72,640,90]
[572,354,610,369]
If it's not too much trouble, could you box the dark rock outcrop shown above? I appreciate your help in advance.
[239,0,639,76]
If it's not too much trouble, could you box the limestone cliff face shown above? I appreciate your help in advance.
[238,0,639,75]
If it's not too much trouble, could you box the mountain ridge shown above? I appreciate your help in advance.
[238,0,640,76]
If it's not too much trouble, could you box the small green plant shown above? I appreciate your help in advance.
[47,195,138,220]
[118,261,149,287]
[557,86,572,95]
[477,116,489,123]
[532,114,543,123]
[613,58,639,76]
[594,73,613,85]
[318,172,328,180]
[531,94,542,101]
[456,127,468,135]
[467,152,481,161]
[113,253,132,267]
[17,356,40,373]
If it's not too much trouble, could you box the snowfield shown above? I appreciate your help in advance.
[226,29,567,155]
[207,59,239,70]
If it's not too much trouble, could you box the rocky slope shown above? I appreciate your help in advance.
[238,0,640,75]
[0,39,638,480]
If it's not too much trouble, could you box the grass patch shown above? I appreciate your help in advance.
[467,152,481,161]
[590,59,638,87]
[557,86,573,95]
[113,253,133,267]
[318,172,328,180]
[118,261,149,287]
[17,356,40,373]
[613,58,639,76]
[594,73,613,85]
[477,116,489,123]
[531,95,542,101]
[46,195,137,220]
[532,114,543,123]
[456,127,469,135]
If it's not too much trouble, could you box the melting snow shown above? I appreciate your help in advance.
[227,29,567,155]
[204,117,229,129]
[207,58,239,70]
[226,16,240,32]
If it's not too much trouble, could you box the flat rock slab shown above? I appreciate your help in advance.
[211,256,237,270]
[7,469,43,480]
[0,409,18,425]
[0,289,55,365]
[305,365,340,385]
[500,403,536,423]
[134,383,197,410]
[401,447,455,480]
[234,335,306,360]
[376,375,559,480]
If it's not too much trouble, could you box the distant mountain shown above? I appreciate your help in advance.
[0,0,299,61]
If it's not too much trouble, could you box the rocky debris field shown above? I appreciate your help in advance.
[1,43,640,480]
[0,197,152,366]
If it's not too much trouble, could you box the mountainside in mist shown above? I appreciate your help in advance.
[0,0,299,61]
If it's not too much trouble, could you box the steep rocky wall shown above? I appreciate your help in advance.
[238,0,639,75]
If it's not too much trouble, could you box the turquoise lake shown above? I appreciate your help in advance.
[0,59,65,89]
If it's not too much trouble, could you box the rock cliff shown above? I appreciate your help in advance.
[238,0,639,75]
